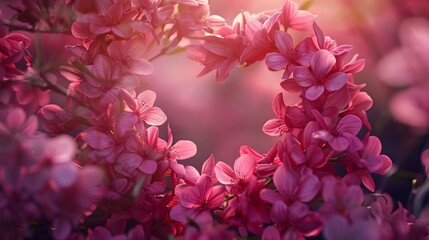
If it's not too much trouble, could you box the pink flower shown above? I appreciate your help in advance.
[222,180,270,236]
[163,125,197,177]
[319,176,365,217]
[170,174,225,224]
[0,107,37,139]
[293,49,349,100]
[312,114,363,152]
[215,154,257,194]
[184,154,216,185]
[260,166,320,205]
[119,89,167,134]
[239,18,277,65]
[187,26,244,81]
[72,0,136,39]
[265,31,311,78]
[107,37,154,76]
[37,104,76,136]
[278,0,316,30]
[262,92,309,136]
[323,214,381,240]
[262,201,322,240]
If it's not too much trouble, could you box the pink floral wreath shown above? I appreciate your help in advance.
[0,0,428,239]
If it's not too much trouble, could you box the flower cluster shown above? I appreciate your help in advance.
[1,0,429,239]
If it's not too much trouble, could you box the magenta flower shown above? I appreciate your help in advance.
[262,93,309,136]
[118,89,167,135]
[262,201,322,240]
[293,49,348,100]
[265,31,311,79]
[215,154,257,194]
[313,114,363,152]
[319,176,365,217]
[72,0,136,39]
[260,166,320,205]
[188,27,244,81]
[170,174,225,224]
[278,0,316,30]
[37,104,75,136]
[107,37,154,76]
[239,18,277,65]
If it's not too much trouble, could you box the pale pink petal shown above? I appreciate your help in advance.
[324,72,348,92]
[290,10,316,30]
[311,50,336,80]
[262,118,287,136]
[202,155,216,176]
[130,58,154,75]
[47,135,77,163]
[245,20,262,39]
[142,107,167,126]
[233,154,256,180]
[171,140,197,160]
[305,84,325,100]
[207,15,226,28]
[138,159,157,174]
[175,184,201,208]
[137,90,156,108]
[215,161,236,185]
